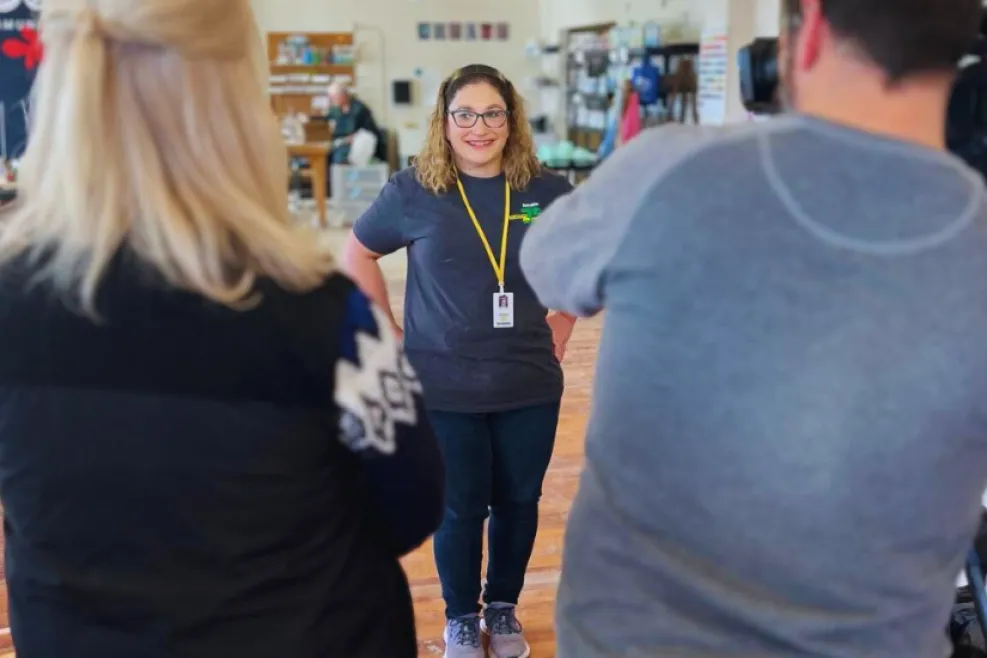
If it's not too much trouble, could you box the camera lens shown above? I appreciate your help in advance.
[738,38,781,114]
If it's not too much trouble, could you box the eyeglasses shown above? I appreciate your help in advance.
[448,109,510,129]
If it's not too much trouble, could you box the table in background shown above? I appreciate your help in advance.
[287,142,329,227]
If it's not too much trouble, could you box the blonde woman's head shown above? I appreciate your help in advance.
[416,64,540,195]
[0,0,333,314]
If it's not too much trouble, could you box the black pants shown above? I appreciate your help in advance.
[428,402,560,619]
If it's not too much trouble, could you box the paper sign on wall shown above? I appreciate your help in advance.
[697,22,728,125]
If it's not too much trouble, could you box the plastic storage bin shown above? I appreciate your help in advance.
[330,163,389,225]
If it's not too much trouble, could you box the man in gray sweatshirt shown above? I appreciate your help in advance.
[520,1,987,656]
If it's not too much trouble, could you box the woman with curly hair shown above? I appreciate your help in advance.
[343,64,576,658]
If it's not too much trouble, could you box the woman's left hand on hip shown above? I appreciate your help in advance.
[546,311,576,363]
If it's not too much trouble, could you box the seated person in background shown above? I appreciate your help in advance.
[327,81,380,164]
[522,0,987,657]
[0,2,442,658]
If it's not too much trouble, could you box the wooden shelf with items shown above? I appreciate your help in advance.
[267,31,356,118]
[271,64,355,76]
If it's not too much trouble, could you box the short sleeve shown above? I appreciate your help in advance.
[351,176,408,256]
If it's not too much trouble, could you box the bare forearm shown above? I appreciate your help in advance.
[342,247,400,331]
[549,310,578,327]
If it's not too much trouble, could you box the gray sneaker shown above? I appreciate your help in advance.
[444,614,485,658]
[482,604,530,658]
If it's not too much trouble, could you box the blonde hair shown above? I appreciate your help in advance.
[0,0,333,315]
[416,65,541,195]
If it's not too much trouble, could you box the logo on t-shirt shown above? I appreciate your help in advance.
[509,202,541,224]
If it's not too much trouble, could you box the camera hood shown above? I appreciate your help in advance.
[737,37,781,114]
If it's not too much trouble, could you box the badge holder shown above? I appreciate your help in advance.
[493,285,514,329]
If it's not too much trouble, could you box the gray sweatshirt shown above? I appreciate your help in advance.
[520,115,987,658]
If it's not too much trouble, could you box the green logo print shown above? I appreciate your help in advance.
[512,203,541,224]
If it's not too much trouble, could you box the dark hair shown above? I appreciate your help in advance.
[441,64,515,113]
[785,0,982,82]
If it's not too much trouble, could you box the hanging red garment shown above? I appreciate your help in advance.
[620,90,642,144]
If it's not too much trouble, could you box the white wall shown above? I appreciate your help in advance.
[538,0,704,44]
[251,0,543,160]
[755,0,782,37]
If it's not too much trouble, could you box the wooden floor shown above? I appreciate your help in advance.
[0,241,601,657]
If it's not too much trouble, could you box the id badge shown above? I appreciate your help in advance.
[493,292,515,329]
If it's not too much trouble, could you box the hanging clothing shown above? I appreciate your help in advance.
[631,60,661,106]
[596,81,628,160]
[620,91,643,144]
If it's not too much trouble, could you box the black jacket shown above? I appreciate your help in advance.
[0,254,443,658]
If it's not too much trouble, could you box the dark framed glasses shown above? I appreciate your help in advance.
[448,109,510,129]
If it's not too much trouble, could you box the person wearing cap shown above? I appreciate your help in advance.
[343,64,575,658]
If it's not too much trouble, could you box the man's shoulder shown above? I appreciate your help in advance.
[572,122,768,221]
[612,121,765,174]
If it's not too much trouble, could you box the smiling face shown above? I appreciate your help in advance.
[445,81,510,176]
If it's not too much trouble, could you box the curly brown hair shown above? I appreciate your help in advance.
[415,64,541,195]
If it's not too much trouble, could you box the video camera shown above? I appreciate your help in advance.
[737,12,987,174]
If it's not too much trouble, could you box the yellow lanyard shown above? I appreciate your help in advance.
[456,177,511,292]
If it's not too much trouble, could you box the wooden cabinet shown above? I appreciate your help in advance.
[267,32,356,117]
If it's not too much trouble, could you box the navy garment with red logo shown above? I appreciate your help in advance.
[0,1,40,159]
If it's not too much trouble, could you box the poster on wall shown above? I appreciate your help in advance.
[417,22,430,40]
[0,0,41,160]
[433,22,446,40]
[448,22,461,41]
[697,21,728,125]
[496,22,509,41]
[414,67,442,108]
[480,23,493,41]
[465,23,477,41]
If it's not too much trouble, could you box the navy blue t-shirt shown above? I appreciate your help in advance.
[353,166,573,412]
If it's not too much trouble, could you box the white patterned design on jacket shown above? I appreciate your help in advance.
[334,304,422,455]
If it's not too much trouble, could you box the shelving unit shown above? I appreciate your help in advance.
[267,32,356,117]
[563,22,699,151]
[330,163,390,224]
[563,22,614,152]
